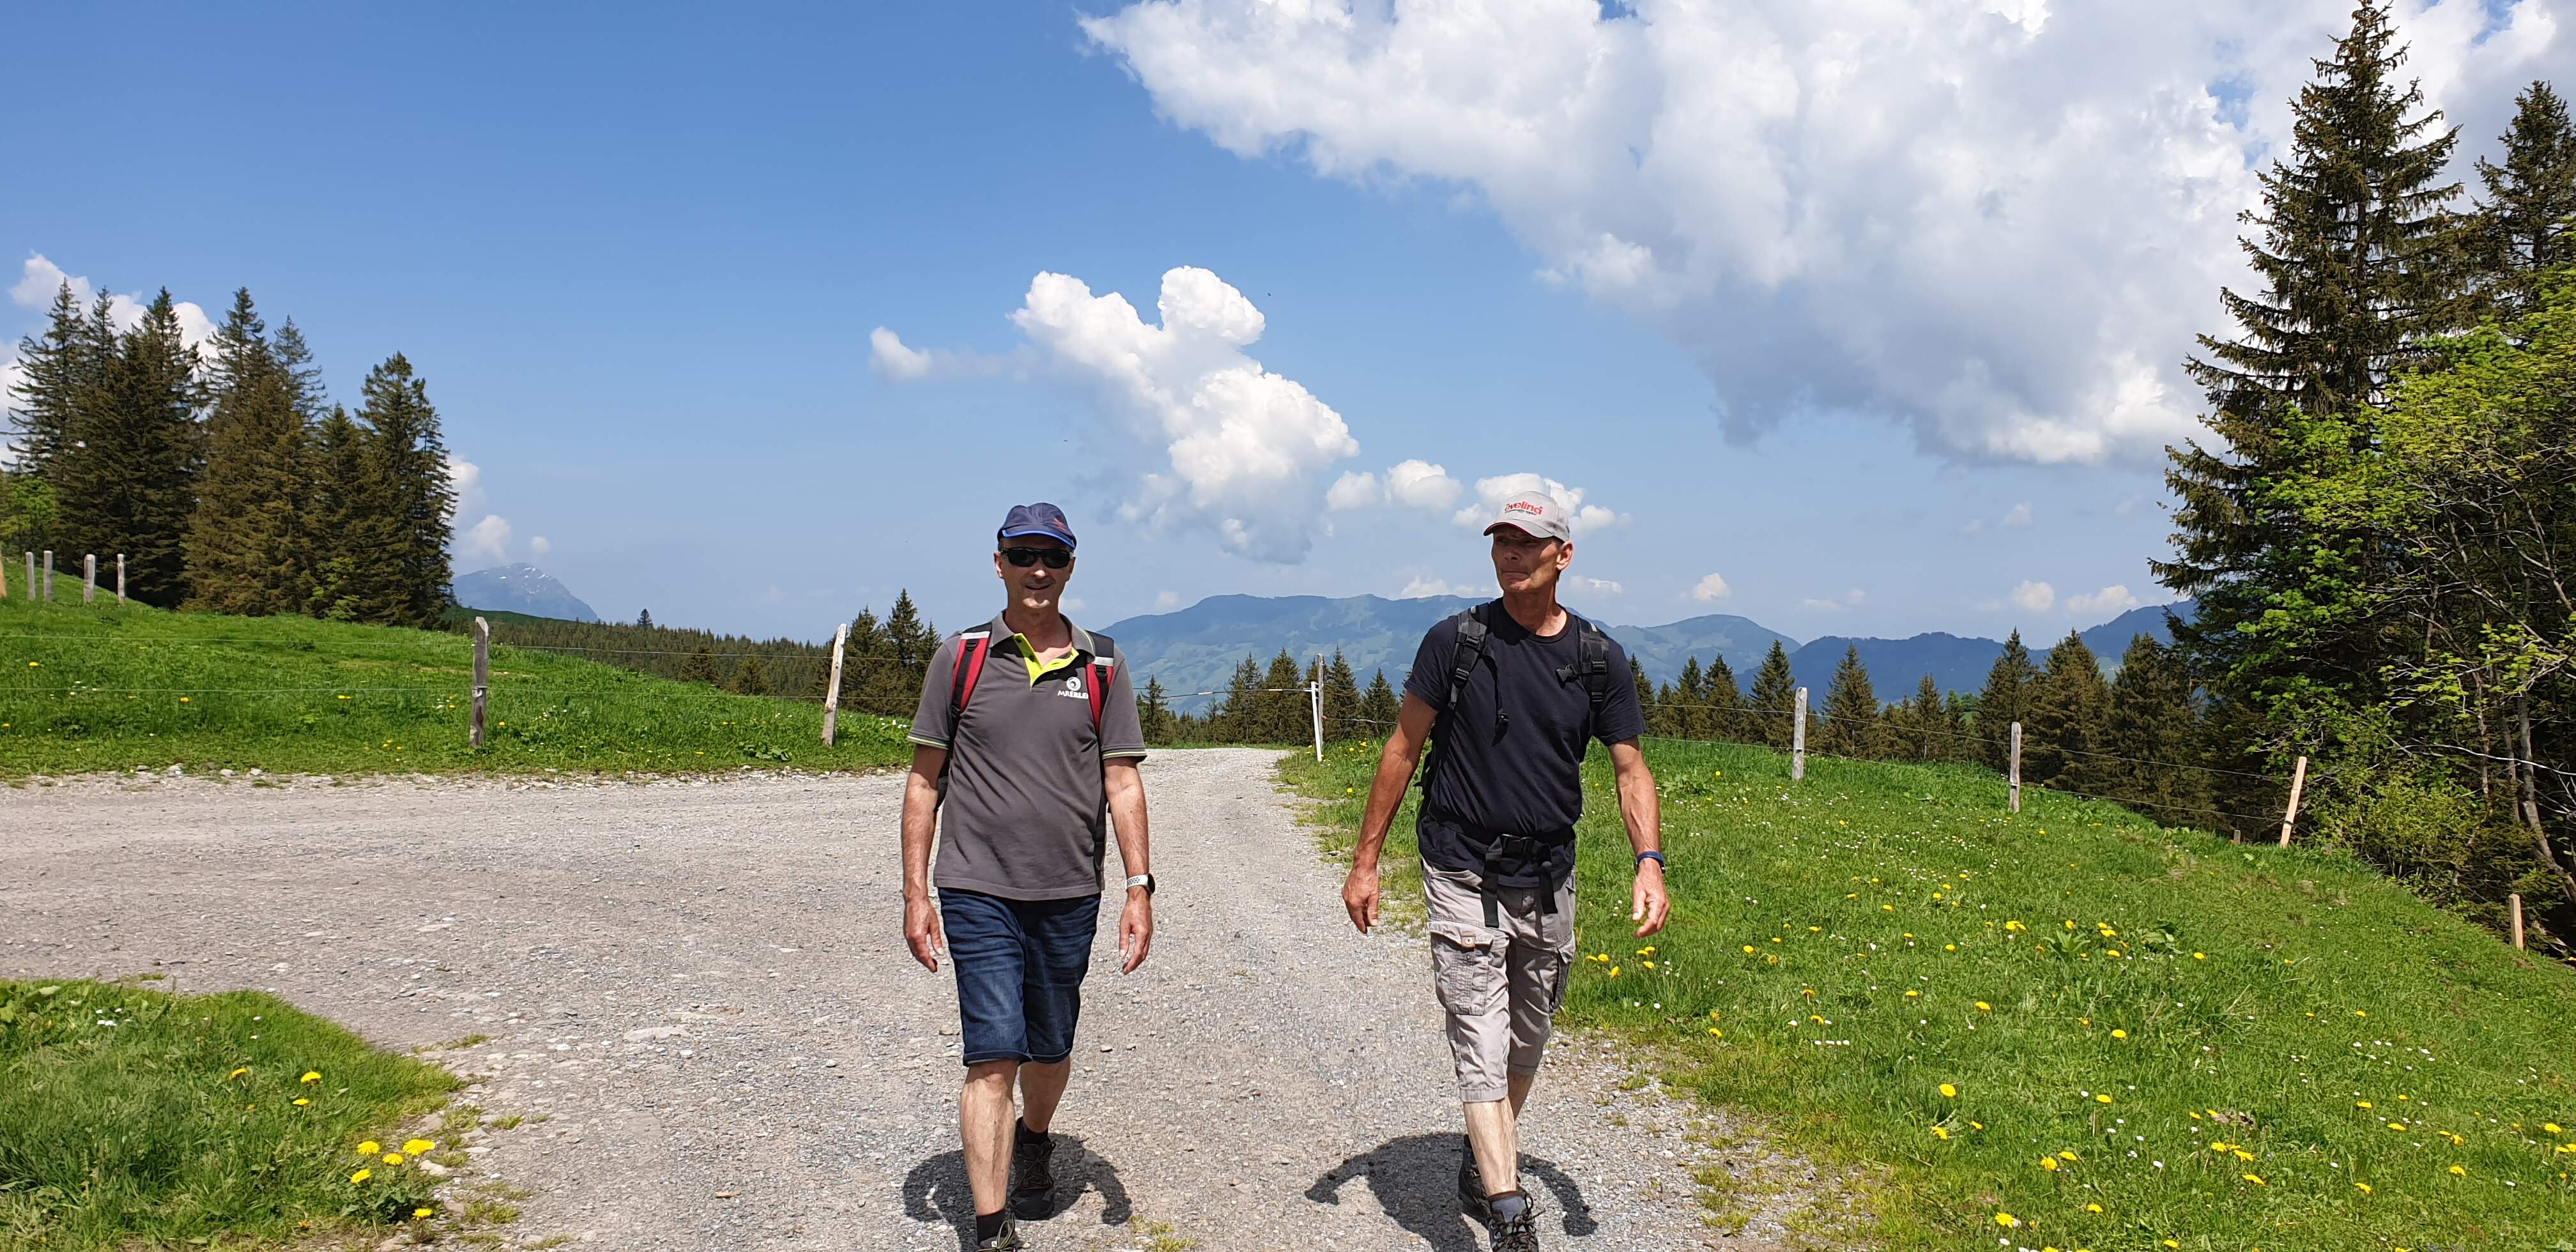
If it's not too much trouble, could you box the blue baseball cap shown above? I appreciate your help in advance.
[997,502,1078,549]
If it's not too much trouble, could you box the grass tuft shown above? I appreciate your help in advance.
[1284,737,2576,1249]
[0,979,461,1248]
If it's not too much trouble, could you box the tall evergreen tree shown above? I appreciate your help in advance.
[2473,81,2576,321]
[1703,654,1745,743]
[679,644,721,685]
[1976,630,2038,772]
[636,609,654,629]
[1749,640,1798,750]
[1627,656,1653,733]
[730,655,769,696]
[1258,650,1308,744]
[1215,655,1263,744]
[2025,631,2111,788]
[1137,676,1176,745]
[54,291,203,607]
[350,355,455,626]
[1322,649,1362,740]
[2159,1,2466,724]
[2091,634,2213,823]
[187,290,312,615]
[1816,646,1885,760]
[302,407,371,620]
[1903,674,1948,761]
[1361,668,1400,733]
[1675,656,1710,739]
[4,283,96,480]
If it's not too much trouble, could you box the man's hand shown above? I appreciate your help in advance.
[905,895,946,972]
[1342,862,1383,934]
[1631,860,1671,937]
[1117,891,1154,973]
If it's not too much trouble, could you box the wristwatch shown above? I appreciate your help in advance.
[1635,851,1666,870]
[1125,873,1156,896]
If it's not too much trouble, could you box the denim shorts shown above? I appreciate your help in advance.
[942,889,1101,1066]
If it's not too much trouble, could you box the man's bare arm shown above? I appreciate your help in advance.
[1105,758,1153,973]
[901,745,947,971]
[1607,739,1669,936]
[1342,693,1438,933]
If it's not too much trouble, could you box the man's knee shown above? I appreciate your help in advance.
[965,1059,1020,1089]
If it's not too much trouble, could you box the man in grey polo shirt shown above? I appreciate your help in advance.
[901,503,1154,1252]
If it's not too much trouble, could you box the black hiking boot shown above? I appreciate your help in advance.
[973,1212,1023,1251]
[1459,1141,1486,1216]
[1486,1190,1542,1251]
[1009,1122,1055,1220]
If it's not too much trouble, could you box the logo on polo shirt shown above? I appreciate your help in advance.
[1505,500,1545,515]
[1062,673,1087,698]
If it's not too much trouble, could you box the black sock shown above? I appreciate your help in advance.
[974,1210,1008,1240]
[1015,1118,1048,1145]
[1487,1189,1528,1219]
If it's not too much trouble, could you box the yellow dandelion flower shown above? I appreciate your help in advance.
[2041,1157,2060,1172]
[2357,1101,2373,1109]
[1636,946,1656,956]
[2355,1182,2372,1194]
[2389,1122,2407,1131]
[358,1141,381,1155]
[1995,1212,2019,1228]
[2193,952,2206,960]
[1931,1126,1950,1140]
[293,1098,310,1106]
[1707,1027,1722,1036]
[1607,966,1620,978]
[383,1152,404,1164]
[2110,1029,2128,1039]
[227,1067,248,1079]
[2059,1150,2079,1161]
[1641,960,1655,969]
[2086,1202,2104,1213]
[1742,944,1756,954]
[1970,1120,1984,1129]
[1975,1001,1993,1012]
[1905,989,1921,998]
[1945,943,1958,952]
[2234,1150,2255,1163]
[413,1207,433,1219]
[2448,1164,2466,1176]
[300,1071,320,1083]
[403,1139,434,1155]
[1939,1083,1958,1099]
[351,1168,372,1184]
[2242,1173,2264,1186]
[2095,1094,2113,1105]
[2547,1123,2563,1134]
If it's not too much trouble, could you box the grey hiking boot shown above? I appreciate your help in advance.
[1487,1192,1542,1251]
[1009,1127,1055,1219]
[974,1213,1023,1251]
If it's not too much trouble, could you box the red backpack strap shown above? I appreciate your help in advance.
[948,632,992,730]
[1085,660,1110,729]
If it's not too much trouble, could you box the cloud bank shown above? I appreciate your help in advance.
[1082,0,2565,465]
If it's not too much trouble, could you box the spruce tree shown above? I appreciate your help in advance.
[1675,656,1709,739]
[730,655,769,696]
[1749,640,1798,751]
[1817,646,1884,760]
[847,607,900,714]
[351,355,456,627]
[1323,649,1361,740]
[2094,634,2212,822]
[1138,676,1176,745]
[1906,674,1947,761]
[882,591,939,692]
[1627,656,1653,733]
[2159,1,2465,715]
[1361,668,1400,733]
[636,609,654,629]
[187,290,312,615]
[680,645,721,685]
[2024,630,2110,788]
[54,291,202,607]
[1703,654,1744,743]
[5,283,95,480]
[1216,655,1262,744]
[2473,81,2576,322]
[1259,650,1308,744]
[302,407,370,620]
[1975,631,2038,772]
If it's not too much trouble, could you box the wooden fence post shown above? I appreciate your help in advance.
[0,547,7,599]
[84,554,96,603]
[2009,721,2023,813]
[820,622,848,747]
[1791,686,1808,781]
[2276,755,2310,848]
[2510,892,2526,950]
[470,616,490,749]
[116,554,126,604]
[22,553,32,603]
[41,551,53,601]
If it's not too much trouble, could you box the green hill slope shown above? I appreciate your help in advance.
[0,597,909,777]
[1286,738,2576,1249]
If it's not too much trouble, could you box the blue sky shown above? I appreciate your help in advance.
[4,1,2566,643]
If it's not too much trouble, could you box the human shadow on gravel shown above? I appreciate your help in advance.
[1307,1133,1597,1249]
[902,1136,1133,1249]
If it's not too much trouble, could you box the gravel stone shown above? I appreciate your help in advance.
[3,750,1820,1249]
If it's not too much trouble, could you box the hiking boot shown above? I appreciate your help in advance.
[1487,1193,1542,1251]
[1459,1142,1486,1216]
[973,1214,1023,1251]
[1009,1127,1055,1219]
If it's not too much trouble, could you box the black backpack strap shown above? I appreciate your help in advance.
[1417,603,1492,793]
[1554,615,1614,738]
[1080,630,1117,733]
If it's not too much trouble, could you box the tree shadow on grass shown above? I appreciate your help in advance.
[1306,1133,1597,1249]
[901,1135,1132,1249]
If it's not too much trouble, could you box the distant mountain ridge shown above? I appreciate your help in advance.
[1103,594,2191,712]
[450,563,601,623]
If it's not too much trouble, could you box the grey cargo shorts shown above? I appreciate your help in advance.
[1422,861,1578,1103]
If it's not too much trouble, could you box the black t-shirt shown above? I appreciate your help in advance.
[1404,602,1646,883]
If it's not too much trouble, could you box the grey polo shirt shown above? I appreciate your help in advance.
[908,614,1149,901]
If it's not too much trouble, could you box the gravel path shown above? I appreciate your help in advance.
[3,751,1818,1251]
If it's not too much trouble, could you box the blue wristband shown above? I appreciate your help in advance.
[1636,851,1666,869]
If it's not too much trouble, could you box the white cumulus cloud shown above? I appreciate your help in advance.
[1082,0,2565,464]
[2067,584,2141,616]
[1324,470,1382,509]
[461,514,513,565]
[446,456,484,521]
[1690,572,1732,602]
[1400,573,1479,599]
[1153,590,1184,611]
[1326,457,1466,512]
[1574,576,1624,595]
[529,535,552,557]
[1452,473,1622,536]
[2011,580,2058,613]
[9,254,217,354]
[2001,503,2034,530]
[882,267,1360,561]
[868,327,1023,382]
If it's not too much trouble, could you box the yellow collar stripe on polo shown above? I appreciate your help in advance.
[1009,632,1085,685]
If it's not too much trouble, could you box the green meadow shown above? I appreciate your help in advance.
[1285,737,2576,1251]
[0,595,911,778]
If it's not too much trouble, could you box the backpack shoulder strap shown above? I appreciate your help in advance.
[1082,631,1117,731]
[1578,618,1613,719]
[1445,603,1492,714]
[948,631,992,728]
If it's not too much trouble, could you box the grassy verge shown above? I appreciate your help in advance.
[0,979,461,1248]
[0,596,912,778]
[1281,737,2576,1250]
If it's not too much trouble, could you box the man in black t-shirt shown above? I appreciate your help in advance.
[1341,491,1667,1252]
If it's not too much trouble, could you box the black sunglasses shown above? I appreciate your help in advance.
[1000,546,1072,569]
